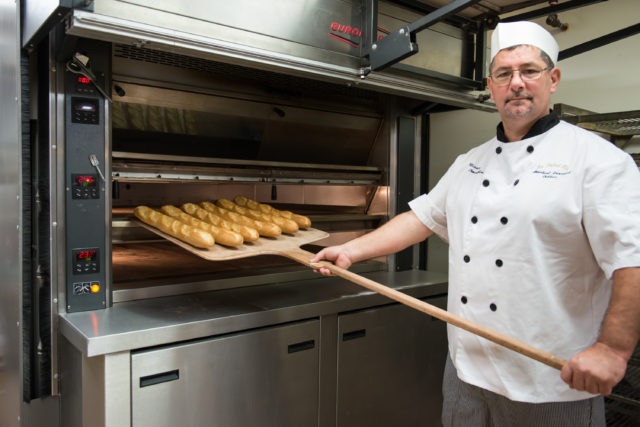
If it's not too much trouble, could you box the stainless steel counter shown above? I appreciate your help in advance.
[59,269,448,357]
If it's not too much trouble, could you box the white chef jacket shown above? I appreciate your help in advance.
[409,119,640,403]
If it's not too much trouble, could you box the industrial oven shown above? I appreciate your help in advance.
[2,1,496,426]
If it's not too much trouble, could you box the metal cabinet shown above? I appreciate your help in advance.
[131,319,320,427]
[336,296,448,427]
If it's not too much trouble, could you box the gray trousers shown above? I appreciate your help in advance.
[442,355,606,427]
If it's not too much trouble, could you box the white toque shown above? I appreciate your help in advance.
[491,21,559,65]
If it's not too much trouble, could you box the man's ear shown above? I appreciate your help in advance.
[549,67,561,94]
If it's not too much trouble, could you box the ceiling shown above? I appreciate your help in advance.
[391,0,606,27]
[418,0,552,19]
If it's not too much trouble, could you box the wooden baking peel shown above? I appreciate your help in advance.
[137,221,567,370]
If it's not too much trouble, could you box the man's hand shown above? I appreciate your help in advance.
[310,245,353,276]
[560,342,627,395]
[309,211,434,276]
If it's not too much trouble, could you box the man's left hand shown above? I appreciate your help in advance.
[560,342,627,395]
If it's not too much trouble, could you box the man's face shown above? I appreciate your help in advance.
[487,45,560,124]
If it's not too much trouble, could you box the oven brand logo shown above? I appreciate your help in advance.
[329,22,389,48]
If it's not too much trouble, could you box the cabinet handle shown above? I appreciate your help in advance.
[139,369,179,388]
[342,329,366,341]
[287,340,315,354]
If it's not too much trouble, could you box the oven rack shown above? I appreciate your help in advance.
[112,151,382,185]
[554,103,640,150]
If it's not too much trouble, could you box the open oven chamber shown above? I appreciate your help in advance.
[107,44,392,303]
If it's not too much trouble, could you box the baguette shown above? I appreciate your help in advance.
[234,195,311,229]
[200,201,281,238]
[181,203,260,243]
[161,205,243,247]
[217,198,299,234]
[134,205,214,248]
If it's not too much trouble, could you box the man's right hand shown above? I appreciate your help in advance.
[310,245,354,276]
[309,211,434,276]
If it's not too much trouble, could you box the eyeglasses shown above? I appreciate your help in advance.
[489,66,552,85]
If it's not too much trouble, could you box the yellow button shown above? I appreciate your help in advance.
[90,283,100,293]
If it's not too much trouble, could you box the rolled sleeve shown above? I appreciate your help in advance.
[408,155,463,244]
[409,194,448,242]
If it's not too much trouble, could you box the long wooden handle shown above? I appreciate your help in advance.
[283,248,567,371]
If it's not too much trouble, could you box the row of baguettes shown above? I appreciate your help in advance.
[133,198,312,248]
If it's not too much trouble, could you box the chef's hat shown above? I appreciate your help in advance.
[490,21,559,65]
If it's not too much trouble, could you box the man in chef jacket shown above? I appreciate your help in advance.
[312,21,640,426]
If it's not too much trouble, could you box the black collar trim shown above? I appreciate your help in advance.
[496,111,560,142]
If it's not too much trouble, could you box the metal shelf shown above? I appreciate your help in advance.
[112,151,383,185]
[562,110,640,137]
[554,104,640,151]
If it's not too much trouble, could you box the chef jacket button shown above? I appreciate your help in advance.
[496,147,502,154]
[527,145,534,153]
[495,259,503,267]
[461,296,468,304]
[500,217,508,225]
[482,179,490,187]
[471,216,478,224]
[463,255,471,263]
[513,179,520,186]
[490,303,497,311]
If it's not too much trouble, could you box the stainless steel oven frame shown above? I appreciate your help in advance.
[5,1,503,425]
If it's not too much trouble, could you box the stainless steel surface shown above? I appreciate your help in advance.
[60,337,131,427]
[114,152,383,172]
[21,396,60,427]
[61,283,448,427]
[0,1,22,426]
[51,30,65,396]
[91,351,131,427]
[22,0,59,46]
[379,2,464,75]
[131,320,320,427]
[59,270,447,357]
[109,78,386,169]
[387,103,399,272]
[337,296,448,426]
[65,2,496,112]
[112,161,382,185]
[22,0,81,48]
[109,0,361,59]
[318,314,339,427]
[59,337,82,427]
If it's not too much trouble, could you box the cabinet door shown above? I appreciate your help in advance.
[131,319,319,427]
[337,296,448,427]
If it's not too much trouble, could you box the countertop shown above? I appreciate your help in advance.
[60,269,448,357]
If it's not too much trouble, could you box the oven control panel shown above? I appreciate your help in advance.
[64,40,111,313]
[71,174,99,199]
[72,281,102,296]
[71,97,100,124]
[71,248,100,275]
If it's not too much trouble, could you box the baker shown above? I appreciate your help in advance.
[311,21,640,426]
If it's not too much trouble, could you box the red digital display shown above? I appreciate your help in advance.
[76,175,96,187]
[77,76,91,84]
[76,250,97,262]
